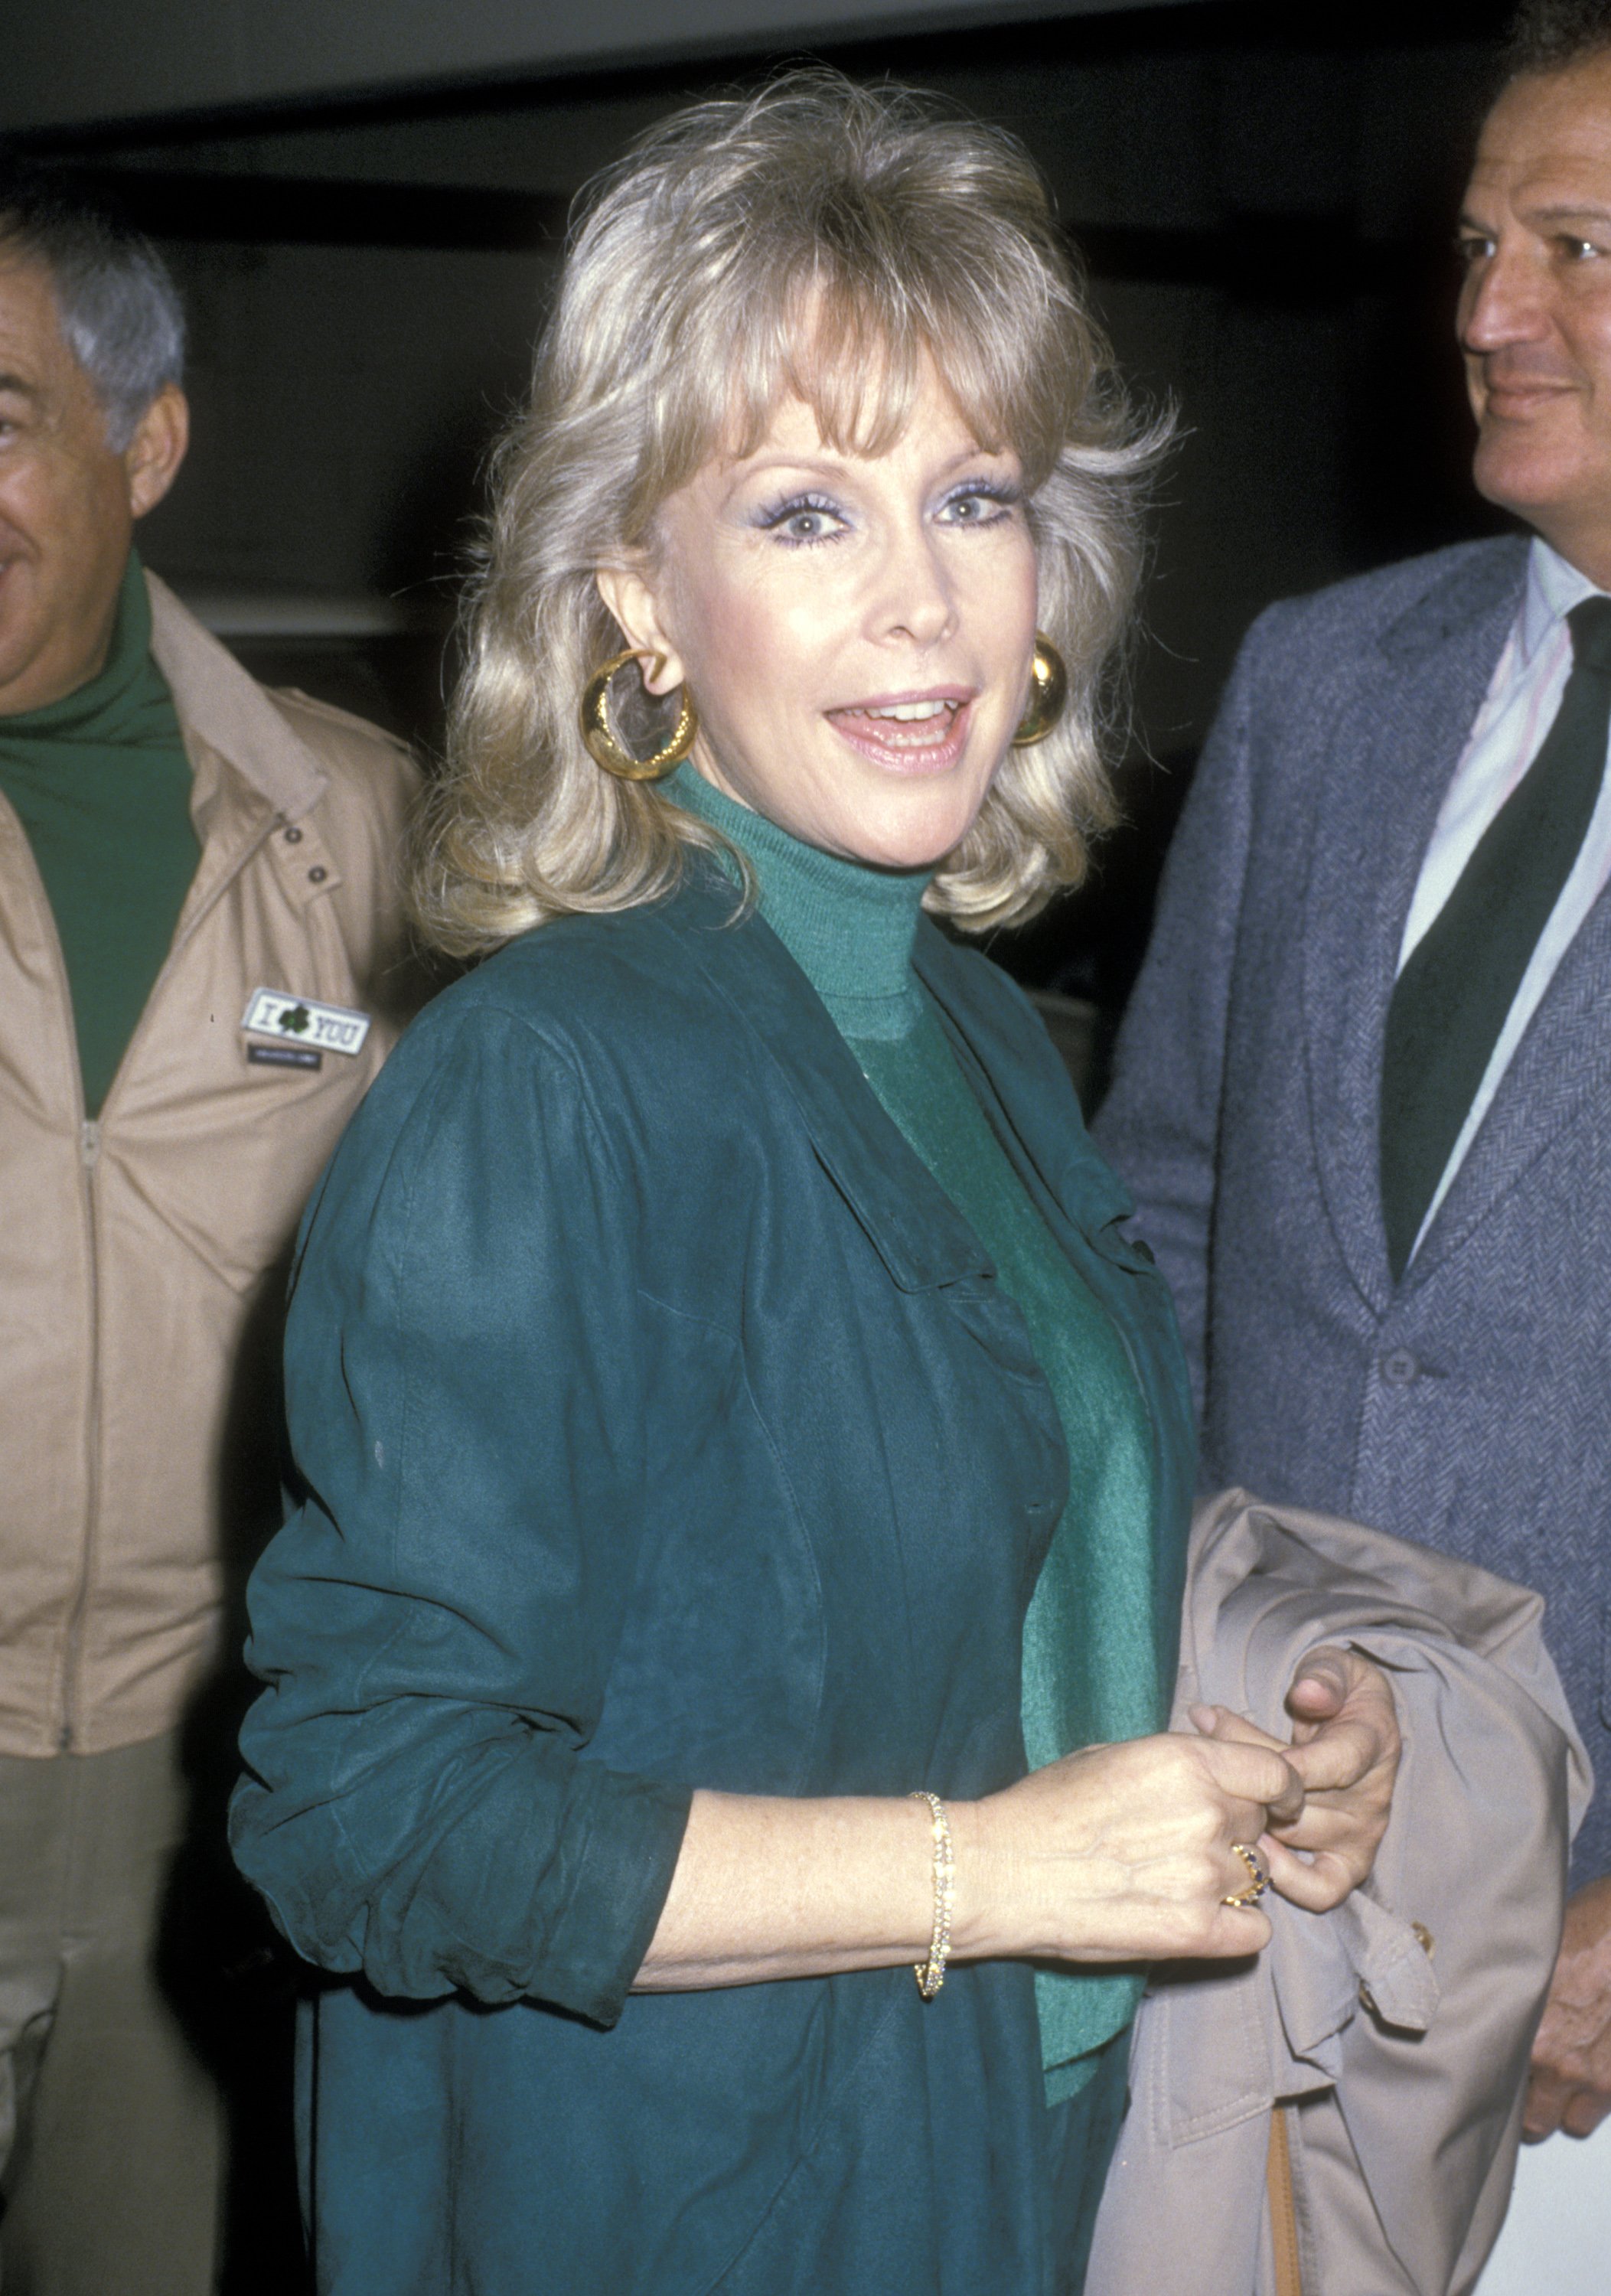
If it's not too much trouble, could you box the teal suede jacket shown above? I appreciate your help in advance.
[231,868,1194,2295]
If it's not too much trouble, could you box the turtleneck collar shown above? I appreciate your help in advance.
[0,552,165,742]
[669,762,930,1042]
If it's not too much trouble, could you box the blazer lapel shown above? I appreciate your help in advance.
[1301,546,1525,1303]
[1413,868,1611,1277]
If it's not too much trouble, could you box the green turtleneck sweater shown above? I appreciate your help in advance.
[670,766,1161,2105]
[0,553,198,1117]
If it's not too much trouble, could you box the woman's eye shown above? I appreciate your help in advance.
[939,487,1016,527]
[759,497,846,545]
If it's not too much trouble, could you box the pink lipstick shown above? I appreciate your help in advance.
[827,690,973,774]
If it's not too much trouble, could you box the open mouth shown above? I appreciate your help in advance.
[828,696,967,752]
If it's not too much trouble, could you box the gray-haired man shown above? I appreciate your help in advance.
[0,174,420,2291]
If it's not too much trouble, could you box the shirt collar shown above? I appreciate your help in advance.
[1522,536,1611,661]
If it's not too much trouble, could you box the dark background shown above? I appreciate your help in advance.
[8,0,1520,1020]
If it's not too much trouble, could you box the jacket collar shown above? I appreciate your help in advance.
[656,862,1141,1295]
[145,571,329,823]
[657,869,993,1293]
[1300,541,1528,1301]
[912,920,1134,1241]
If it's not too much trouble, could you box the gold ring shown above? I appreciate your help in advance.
[1222,1841,1269,1909]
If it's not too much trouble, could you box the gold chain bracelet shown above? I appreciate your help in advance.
[909,1791,954,2000]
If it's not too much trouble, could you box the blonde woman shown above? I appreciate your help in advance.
[232,74,1396,2295]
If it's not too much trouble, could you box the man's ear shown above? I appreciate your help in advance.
[594,565,686,696]
[124,384,189,520]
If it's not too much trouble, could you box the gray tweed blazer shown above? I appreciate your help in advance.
[1097,534,1611,1884]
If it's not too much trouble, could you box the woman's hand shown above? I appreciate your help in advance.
[1189,1645,1401,1913]
[951,1730,1303,1966]
[640,1732,1302,1990]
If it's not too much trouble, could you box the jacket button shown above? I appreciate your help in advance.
[308,865,328,884]
[283,824,303,843]
[1381,1348,1419,1387]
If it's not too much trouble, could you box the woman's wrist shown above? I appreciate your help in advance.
[941,1792,1035,1964]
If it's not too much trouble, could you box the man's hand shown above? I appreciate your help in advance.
[1189,1645,1401,1913]
[1525,1874,1611,2140]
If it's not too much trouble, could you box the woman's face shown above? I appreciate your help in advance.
[599,366,1039,871]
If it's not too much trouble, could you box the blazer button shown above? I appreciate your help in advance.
[1381,1348,1419,1387]
[283,824,304,844]
[308,865,328,884]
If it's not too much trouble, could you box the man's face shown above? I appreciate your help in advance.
[1459,53,1611,582]
[0,253,185,716]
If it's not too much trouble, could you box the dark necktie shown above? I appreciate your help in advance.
[1379,594,1611,1282]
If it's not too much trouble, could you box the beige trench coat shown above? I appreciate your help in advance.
[1087,1489,1591,2296]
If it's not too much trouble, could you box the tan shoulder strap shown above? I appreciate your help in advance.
[1267,2105,1305,2296]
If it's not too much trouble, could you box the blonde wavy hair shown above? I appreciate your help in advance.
[414,69,1168,954]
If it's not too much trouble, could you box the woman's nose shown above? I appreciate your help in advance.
[871,526,957,648]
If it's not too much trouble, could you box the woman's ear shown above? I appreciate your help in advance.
[594,566,686,696]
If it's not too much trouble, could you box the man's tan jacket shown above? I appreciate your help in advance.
[0,572,422,1757]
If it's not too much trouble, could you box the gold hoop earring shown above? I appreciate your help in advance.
[579,647,699,781]
[1011,635,1068,748]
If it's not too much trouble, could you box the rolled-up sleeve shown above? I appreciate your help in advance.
[230,1000,693,2027]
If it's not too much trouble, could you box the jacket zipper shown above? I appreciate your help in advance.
[0,787,104,1753]
[60,1119,103,1749]
[53,799,277,1753]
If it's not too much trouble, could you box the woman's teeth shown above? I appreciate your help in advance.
[869,700,950,722]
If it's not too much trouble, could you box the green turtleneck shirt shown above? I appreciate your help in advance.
[0,553,198,1117]
[670,766,1161,2105]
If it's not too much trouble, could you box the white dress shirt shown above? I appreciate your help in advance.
[1397,539,1611,1255]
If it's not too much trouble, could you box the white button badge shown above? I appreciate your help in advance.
[242,987,372,1056]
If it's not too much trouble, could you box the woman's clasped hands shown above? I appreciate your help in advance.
[1189,1644,1402,1914]
[951,1645,1401,1969]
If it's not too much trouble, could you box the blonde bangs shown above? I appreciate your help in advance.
[639,161,1095,489]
